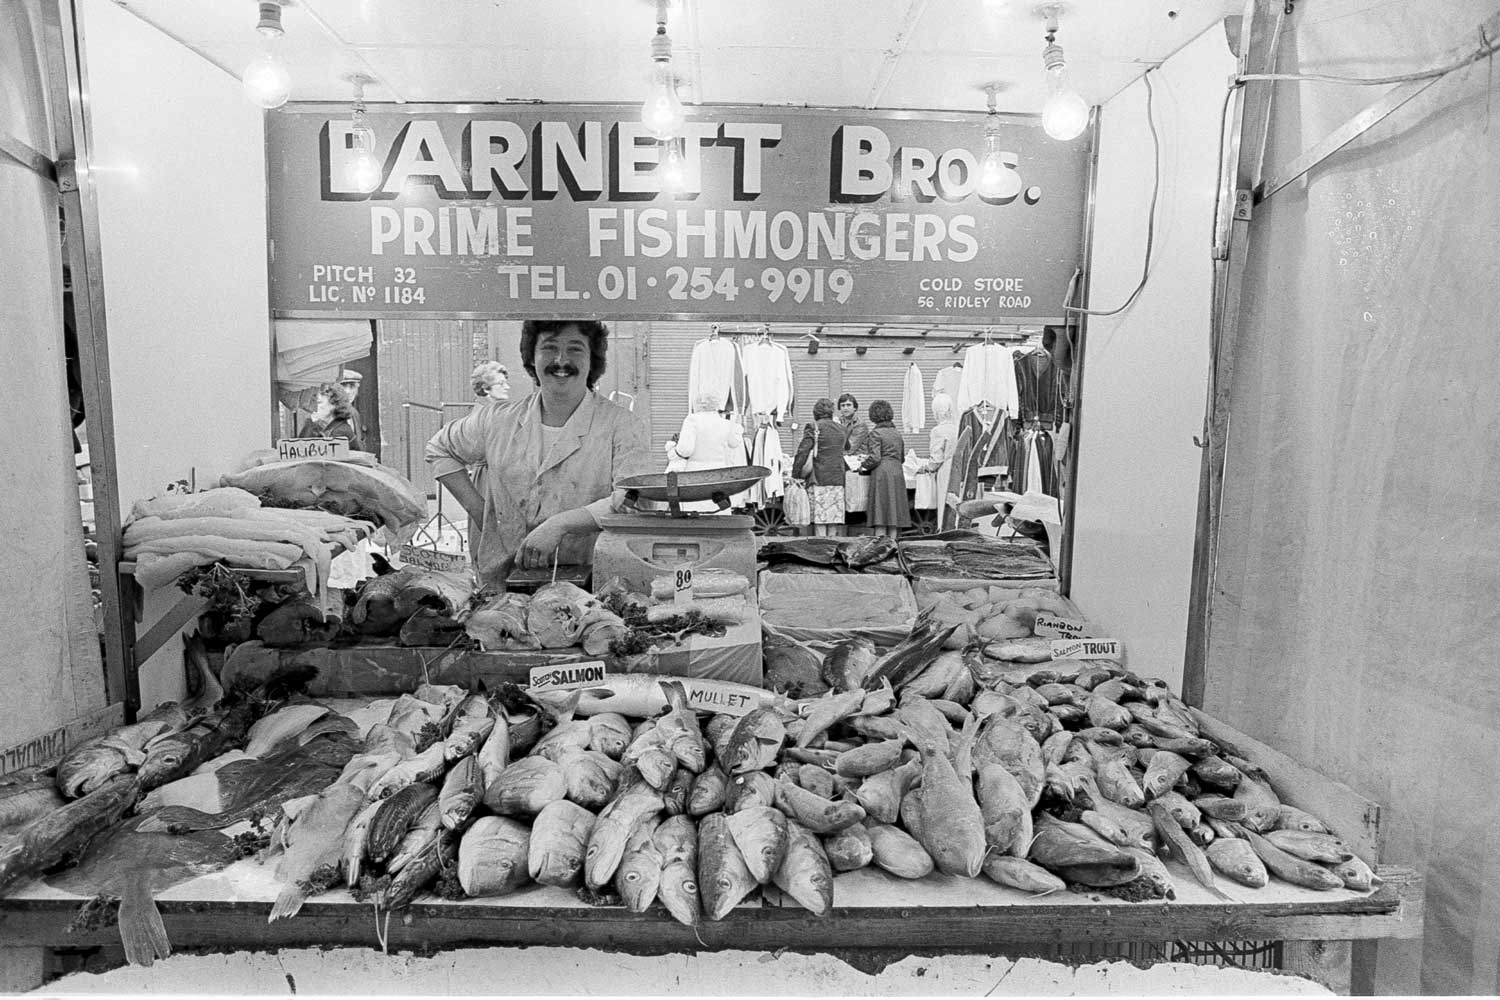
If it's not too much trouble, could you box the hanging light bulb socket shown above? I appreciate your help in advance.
[344,75,381,194]
[976,84,1024,200]
[1037,4,1089,141]
[242,0,291,110]
[641,0,686,140]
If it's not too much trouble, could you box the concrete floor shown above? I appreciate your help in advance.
[38,947,1333,995]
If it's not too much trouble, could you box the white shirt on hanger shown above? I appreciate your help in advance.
[688,338,741,411]
[901,362,925,434]
[955,344,1019,418]
[739,340,795,421]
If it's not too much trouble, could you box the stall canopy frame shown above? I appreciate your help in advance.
[39,0,133,720]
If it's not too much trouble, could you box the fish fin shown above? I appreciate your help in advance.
[659,680,687,712]
[118,880,171,967]
[269,883,307,922]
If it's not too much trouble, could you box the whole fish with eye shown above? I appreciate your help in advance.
[139,731,360,834]
[838,534,898,569]
[46,815,239,968]
[0,774,141,893]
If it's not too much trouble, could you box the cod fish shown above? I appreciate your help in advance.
[458,816,532,897]
[0,774,141,893]
[585,781,665,889]
[46,817,238,967]
[438,755,484,831]
[270,774,371,921]
[763,633,829,699]
[555,747,622,811]
[528,799,596,888]
[1205,837,1268,888]
[1148,801,1231,900]
[654,815,700,927]
[485,756,568,817]
[851,757,920,825]
[587,713,632,760]
[983,856,1065,894]
[905,722,986,878]
[656,682,708,773]
[823,822,874,872]
[1240,827,1344,890]
[1263,829,1354,863]
[726,806,789,884]
[615,817,664,912]
[774,781,865,835]
[822,638,877,692]
[773,821,834,915]
[688,765,729,816]
[865,822,934,879]
[976,762,1032,858]
[723,708,787,771]
[698,812,758,920]
[364,782,439,865]
[796,690,866,749]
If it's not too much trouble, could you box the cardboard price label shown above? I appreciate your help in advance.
[277,437,349,461]
[681,682,759,717]
[673,565,694,605]
[397,545,469,574]
[1050,638,1123,660]
[528,660,607,690]
[1033,613,1093,639]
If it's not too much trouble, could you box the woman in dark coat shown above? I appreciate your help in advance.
[791,397,848,537]
[864,399,910,537]
[297,382,363,451]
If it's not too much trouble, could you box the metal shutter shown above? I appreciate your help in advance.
[834,348,931,457]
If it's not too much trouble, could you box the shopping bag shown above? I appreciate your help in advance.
[783,479,812,527]
[843,469,869,512]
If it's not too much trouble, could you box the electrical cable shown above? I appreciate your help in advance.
[1235,28,1498,86]
[1063,68,1162,318]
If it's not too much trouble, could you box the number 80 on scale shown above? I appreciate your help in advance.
[595,266,855,304]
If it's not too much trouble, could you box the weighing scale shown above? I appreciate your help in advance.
[592,466,768,594]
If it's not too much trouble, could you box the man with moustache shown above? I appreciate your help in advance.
[425,320,650,588]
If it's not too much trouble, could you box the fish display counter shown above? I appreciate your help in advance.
[0,577,1420,994]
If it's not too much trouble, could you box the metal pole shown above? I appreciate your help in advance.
[41,0,136,720]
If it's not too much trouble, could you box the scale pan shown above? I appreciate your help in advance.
[615,465,770,503]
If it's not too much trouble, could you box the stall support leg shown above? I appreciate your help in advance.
[1283,939,1353,995]
[0,946,47,992]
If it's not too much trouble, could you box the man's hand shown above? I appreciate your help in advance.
[517,516,568,570]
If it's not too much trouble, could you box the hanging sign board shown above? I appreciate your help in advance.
[267,104,1090,322]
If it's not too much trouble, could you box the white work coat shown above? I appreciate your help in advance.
[426,390,650,587]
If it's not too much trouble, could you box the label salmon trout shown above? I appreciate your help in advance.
[528,661,607,690]
[1049,638,1122,660]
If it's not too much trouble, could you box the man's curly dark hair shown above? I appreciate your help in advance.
[519,320,609,390]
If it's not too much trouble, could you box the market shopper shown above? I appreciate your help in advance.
[297,382,363,451]
[664,392,747,512]
[791,397,848,537]
[425,320,650,587]
[914,391,959,528]
[863,399,911,539]
[470,360,511,408]
[837,393,871,455]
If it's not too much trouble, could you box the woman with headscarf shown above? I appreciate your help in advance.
[791,397,848,537]
[665,392,748,512]
[863,399,911,539]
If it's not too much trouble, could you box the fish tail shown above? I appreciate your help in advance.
[659,680,687,710]
[269,884,306,922]
[118,891,171,968]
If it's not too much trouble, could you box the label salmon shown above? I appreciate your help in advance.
[682,683,758,717]
[528,661,607,690]
[1034,614,1094,639]
[1050,638,1122,660]
[277,437,349,461]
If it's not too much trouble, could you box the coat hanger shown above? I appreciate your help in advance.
[708,323,720,340]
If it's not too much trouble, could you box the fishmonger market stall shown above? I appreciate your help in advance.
[5,0,1488,995]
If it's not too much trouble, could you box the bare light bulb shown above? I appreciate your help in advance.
[659,140,686,192]
[345,134,381,194]
[1042,82,1089,141]
[242,50,291,109]
[642,58,685,140]
[976,123,1023,199]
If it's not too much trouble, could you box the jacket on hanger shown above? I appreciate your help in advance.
[739,340,795,422]
[901,362,926,433]
[688,337,743,411]
[933,364,963,405]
